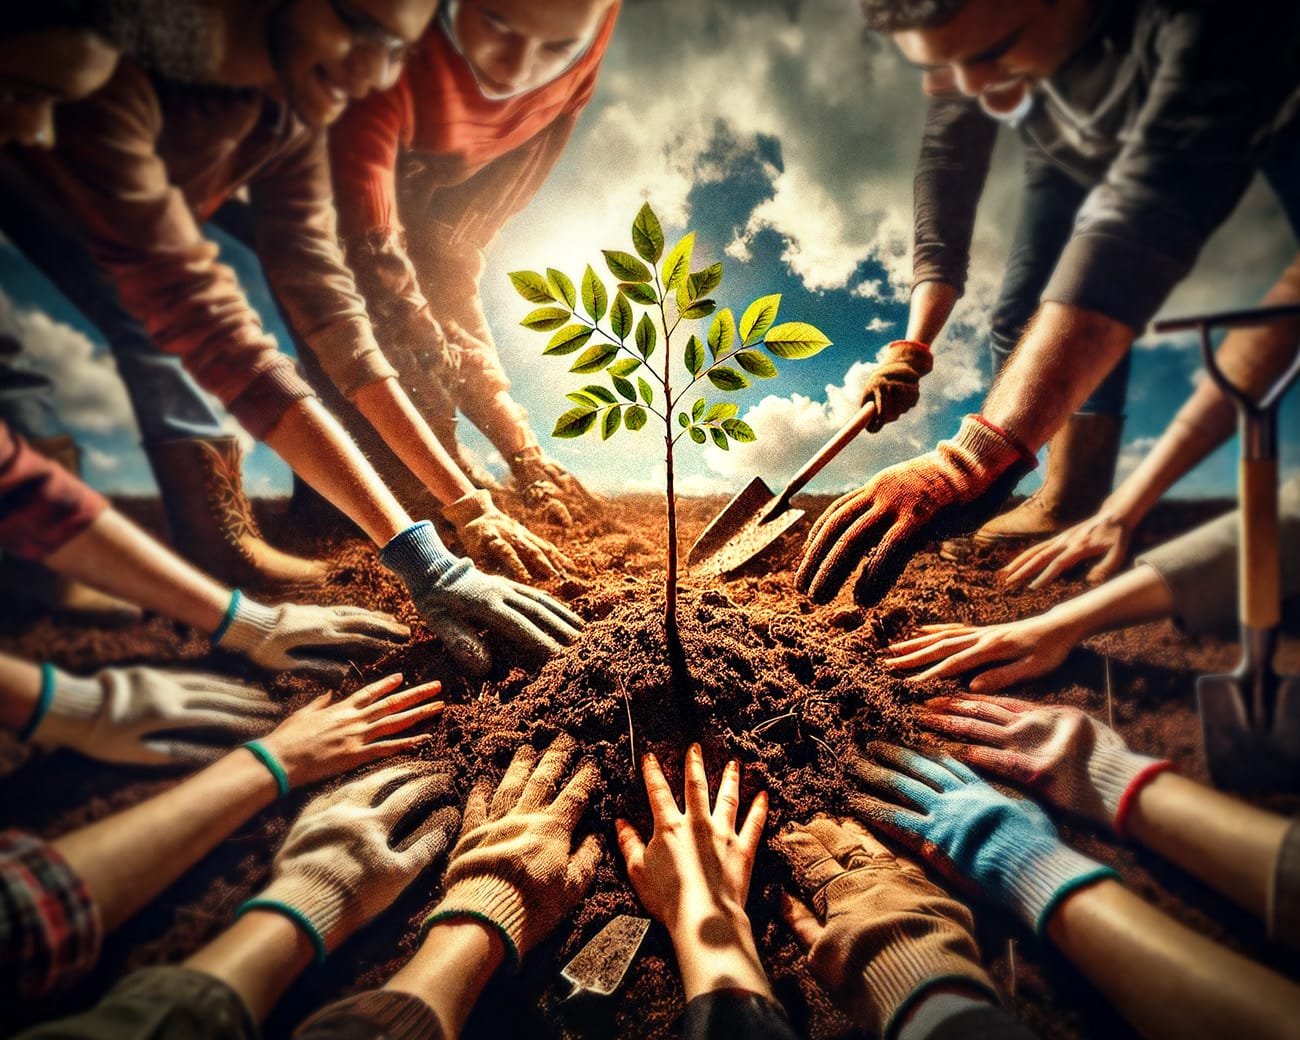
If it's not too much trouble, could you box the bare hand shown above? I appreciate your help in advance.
[1000,512,1132,590]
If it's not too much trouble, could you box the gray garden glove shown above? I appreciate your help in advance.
[381,520,583,676]
[24,665,280,766]
[442,489,575,582]
[214,592,410,679]
[238,763,459,962]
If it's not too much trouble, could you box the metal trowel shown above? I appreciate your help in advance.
[1153,303,1300,792]
[560,915,651,1000]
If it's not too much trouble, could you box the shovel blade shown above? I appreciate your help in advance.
[1197,672,1300,793]
[687,477,778,567]
[560,915,650,1000]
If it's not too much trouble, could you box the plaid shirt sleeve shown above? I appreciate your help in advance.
[0,829,102,1001]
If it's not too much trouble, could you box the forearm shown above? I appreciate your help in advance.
[983,303,1132,451]
[51,749,278,931]
[184,910,315,1022]
[1040,563,1176,642]
[1125,772,1290,920]
[670,905,773,1002]
[1046,880,1300,1039]
[351,378,476,506]
[262,398,411,545]
[383,920,505,1038]
[43,510,229,632]
[906,281,959,346]
[0,653,44,730]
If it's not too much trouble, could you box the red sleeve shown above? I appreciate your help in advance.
[328,78,414,243]
[0,424,107,561]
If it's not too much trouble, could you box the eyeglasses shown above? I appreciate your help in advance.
[326,0,412,65]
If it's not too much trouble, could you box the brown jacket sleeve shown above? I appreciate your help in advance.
[248,129,398,398]
[0,422,107,561]
[19,62,313,439]
[294,990,445,1040]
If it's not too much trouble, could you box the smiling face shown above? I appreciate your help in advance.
[269,0,437,127]
[448,0,612,98]
[891,0,1091,115]
[0,28,119,147]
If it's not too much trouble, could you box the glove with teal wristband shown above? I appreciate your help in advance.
[846,744,1117,935]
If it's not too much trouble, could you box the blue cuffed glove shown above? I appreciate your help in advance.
[380,521,583,676]
[846,745,1117,936]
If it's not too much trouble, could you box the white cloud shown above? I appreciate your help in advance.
[82,445,121,472]
[865,315,894,332]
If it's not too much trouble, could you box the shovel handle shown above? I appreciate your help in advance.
[1240,457,1282,629]
[775,400,879,507]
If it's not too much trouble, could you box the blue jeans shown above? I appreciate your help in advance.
[0,159,225,445]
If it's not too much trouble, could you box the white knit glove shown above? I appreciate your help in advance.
[238,763,459,960]
[443,490,575,582]
[24,665,280,766]
[215,592,410,679]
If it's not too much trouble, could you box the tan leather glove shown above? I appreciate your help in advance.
[858,340,933,431]
[238,763,458,962]
[424,733,601,963]
[509,446,606,528]
[442,490,575,582]
[776,816,998,1036]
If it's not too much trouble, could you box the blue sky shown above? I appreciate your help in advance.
[1,0,1295,502]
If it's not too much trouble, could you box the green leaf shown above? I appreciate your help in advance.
[604,250,651,283]
[677,411,690,428]
[611,292,633,341]
[581,384,617,404]
[710,427,729,450]
[739,293,782,346]
[707,308,736,358]
[521,306,571,331]
[509,270,554,303]
[553,407,598,439]
[736,349,778,378]
[637,377,654,405]
[547,268,576,309]
[619,281,658,306]
[609,358,641,377]
[625,405,648,431]
[684,334,705,376]
[722,418,756,442]
[612,375,636,401]
[601,406,622,440]
[581,265,608,322]
[691,398,706,422]
[661,232,695,292]
[688,262,723,299]
[704,402,738,422]
[635,313,657,359]
[764,321,833,359]
[689,426,707,445]
[632,202,665,263]
[566,391,600,409]
[570,344,619,374]
[543,324,594,355]
[707,367,750,392]
[680,299,716,320]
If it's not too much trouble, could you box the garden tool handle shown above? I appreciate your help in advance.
[774,400,879,510]
[1240,456,1281,629]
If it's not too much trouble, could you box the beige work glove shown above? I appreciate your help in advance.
[509,446,606,528]
[776,816,998,1037]
[424,733,601,963]
[24,665,281,766]
[858,340,933,431]
[214,592,410,679]
[239,763,459,962]
[442,490,575,582]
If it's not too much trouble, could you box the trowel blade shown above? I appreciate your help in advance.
[560,915,651,999]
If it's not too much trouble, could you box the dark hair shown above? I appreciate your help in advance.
[0,1,116,39]
[858,0,968,31]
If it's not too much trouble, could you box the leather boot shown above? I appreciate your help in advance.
[973,412,1123,543]
[146,436,329,589]
[2,436,143,626]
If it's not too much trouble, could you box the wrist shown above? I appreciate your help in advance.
[213,592,277,655]
[1008,841,1119,936]
[389,918,505,1035]
[19,662,67,743]
[380,520,460,585]
[669,903,771,1001]
[241,740,292,796]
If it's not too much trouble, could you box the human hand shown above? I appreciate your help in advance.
[215,593,409,679]
[999,510,1134,590]
[857,340,933,431]
[425,733,601,962]
[776,816,996,1036]
[26,665,280,766]
[239,762,459,961]
[443,489,575,582]
[796,416,1036,606]
[846,744,1116,934]
[381,521,583,676]
[917,694,1173,833]
[510,446,607,527]
[883,612,1084,693]
[256,672,445,789]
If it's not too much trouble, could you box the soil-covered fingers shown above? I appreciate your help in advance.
[886,624,975,654]
[780,891,825,950]
[775,823,843,894]
[512,522,575,577]
[479,534,534,583]
[902,637,1030,685]
[999,536,1070,589]
[461,778,492,833]
[567,833,602,892]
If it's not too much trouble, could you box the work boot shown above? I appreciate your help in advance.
[146,436,329,589]
[973,412,1123,543]
[2,435,143,626]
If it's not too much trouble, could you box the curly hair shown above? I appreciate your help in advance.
[858,0,969,32]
